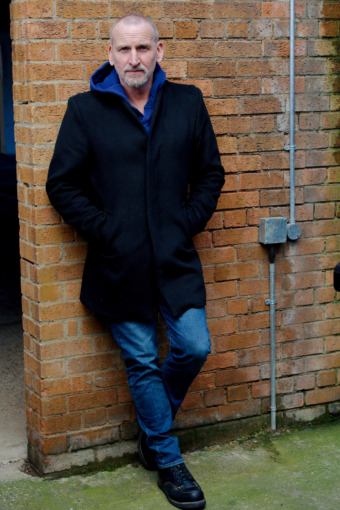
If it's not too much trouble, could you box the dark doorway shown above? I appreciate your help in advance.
[0,0,20,323]
[0,0,26,464]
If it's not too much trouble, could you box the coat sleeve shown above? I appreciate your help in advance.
[46,96,115,249]
[185,88,225,236]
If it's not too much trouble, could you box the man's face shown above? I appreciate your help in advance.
[108,20,163,92]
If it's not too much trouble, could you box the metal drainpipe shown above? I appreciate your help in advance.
[285,0,301,241]
[266,246,277,431]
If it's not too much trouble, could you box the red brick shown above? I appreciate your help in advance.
[200,247,235,266]
[175,20,199,39]
[26,20,67,39]
[228,117,251,135]
[252,381,270,398]
[264,40,306,57]
[261,359,304,379]
[107,404,133,424]
[216,366,260,387]
[304,320,339,339]
[306,353,340,372]
[218,400,261,421]
[299,113,320,131]
[189,373,215,392]
[189,61,235,79]
[243,338,274,361]
[175,408,216,428]
[306,386,340,406]
[295,374,315,391]
[41,436,67,455]
[206,281,238,300]
[28,63,83,81]
[56,0,108,18]
[217,192,259,210]
[84,408,107,428]
[240,134,284,153]
[208,318,237,337]
[215,41,261,58]
[68,389,117,412]
[40,375,92,397]
[206,300,226,319]
[214,2,260,19]
[215,78,260,96]
[203,352,236,372]
[319,20,339,38]
[71,21,96,39]
[26,0,54,18]
[163,1,211,18]
[68,427,119,450]
[316,287,335,304]
[180,393,203,411]
[68,354,118,374]
[118,386,132,404]
[215,261,260,282]
[204,388,226,407]
[164,41,213,59]
[283,307,323,326]
[227,21,249,38]
[227,299,249,316]
[317,371,336,388]
[325,336,340,353]
[294,289,314,306]
[277,379,296,398]
[253,115,275,133]
[58,41,107,61]
[240,97,284,115]
[282,339,324,359]
[224,209,247,227]
[278,393,304,410]
[201,20,224,39]
[93,370,127,388]
[204,98,238,116]
[41,414,81,435]
[227,384,249,402]
[215,332,260,353]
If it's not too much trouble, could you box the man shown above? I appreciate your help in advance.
[47,14,224,510]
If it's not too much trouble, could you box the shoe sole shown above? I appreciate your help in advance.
[157,480,206,509]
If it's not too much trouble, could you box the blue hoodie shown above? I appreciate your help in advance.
[90,61,166,133]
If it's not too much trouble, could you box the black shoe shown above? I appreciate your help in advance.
[137,430,158,471]
[158,462,206,509]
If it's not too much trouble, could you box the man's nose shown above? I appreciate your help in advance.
[130,49,140,66]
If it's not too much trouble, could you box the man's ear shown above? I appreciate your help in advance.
[108,45,114,66]
[156,41,164,64]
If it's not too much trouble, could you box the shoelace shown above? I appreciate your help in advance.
[173,464,195,486]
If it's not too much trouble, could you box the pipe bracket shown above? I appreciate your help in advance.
[284,144,297,151]
[265,299,277,306]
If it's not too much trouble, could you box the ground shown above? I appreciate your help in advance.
[0,421,339,510]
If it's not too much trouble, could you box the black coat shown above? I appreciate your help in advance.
[46,81,224,321]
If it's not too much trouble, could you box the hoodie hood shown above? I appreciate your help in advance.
[90,61,166,131]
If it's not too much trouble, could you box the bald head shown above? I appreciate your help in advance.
[110,14,159,45]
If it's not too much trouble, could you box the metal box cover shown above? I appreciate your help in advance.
[259,217,287,245]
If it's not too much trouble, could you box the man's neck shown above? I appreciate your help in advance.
[122,82,152,115]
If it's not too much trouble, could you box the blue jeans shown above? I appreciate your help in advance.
[110,305,211,468]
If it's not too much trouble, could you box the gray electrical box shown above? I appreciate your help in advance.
[259,217,287,245]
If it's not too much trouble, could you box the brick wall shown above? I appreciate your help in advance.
[10,0,340,473]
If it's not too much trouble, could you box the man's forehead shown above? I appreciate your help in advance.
[112,20,156,45]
